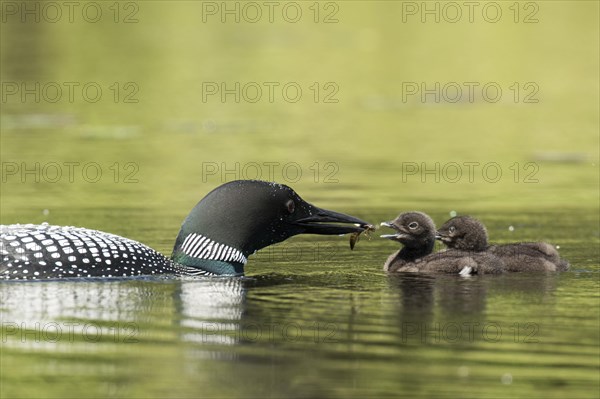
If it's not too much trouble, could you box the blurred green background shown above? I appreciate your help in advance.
[1,0,598,219]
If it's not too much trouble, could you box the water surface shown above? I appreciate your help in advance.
[1,1,599,398]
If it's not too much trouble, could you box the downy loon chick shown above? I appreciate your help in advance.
[380,212,504,275]
[436,216,569,272]
[1,180,371,280]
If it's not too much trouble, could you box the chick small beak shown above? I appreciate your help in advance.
[436,232,450,241]
[379,221,403,240]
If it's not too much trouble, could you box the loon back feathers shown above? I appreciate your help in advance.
[1,224,182,279]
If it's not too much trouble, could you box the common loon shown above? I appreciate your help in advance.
[1,180,371,280]
[436,216,569,272]
[380,212,504,275]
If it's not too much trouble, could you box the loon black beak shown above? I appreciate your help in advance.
[293,206,370,235]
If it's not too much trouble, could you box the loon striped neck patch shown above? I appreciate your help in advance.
[180,233,247,265]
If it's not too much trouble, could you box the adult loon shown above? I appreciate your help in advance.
[380,212,504,275]
[436,216,569,272]
[1,180,371,280]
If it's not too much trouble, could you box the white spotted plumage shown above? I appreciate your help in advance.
[1,224,221,280]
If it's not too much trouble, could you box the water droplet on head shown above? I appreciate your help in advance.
[449,210,457,217]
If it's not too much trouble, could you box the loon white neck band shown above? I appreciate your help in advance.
[180,233,247,265]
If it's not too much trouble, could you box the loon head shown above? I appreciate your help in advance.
[436,215,488,251]
[171,180,370,275]
[379,211,436,253]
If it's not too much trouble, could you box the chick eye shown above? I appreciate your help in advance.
[286,199,295,214]
[408,222,419,229]
[449,226,456,233]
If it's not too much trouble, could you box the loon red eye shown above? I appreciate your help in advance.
[408,222,419,230]
[286,199,295,214]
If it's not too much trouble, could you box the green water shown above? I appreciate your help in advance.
[1,1,599,398]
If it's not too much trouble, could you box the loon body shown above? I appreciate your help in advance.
[381,212,503,275]
[1,180,370,280]
[436,216,569,272]
[1,224,192,279]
